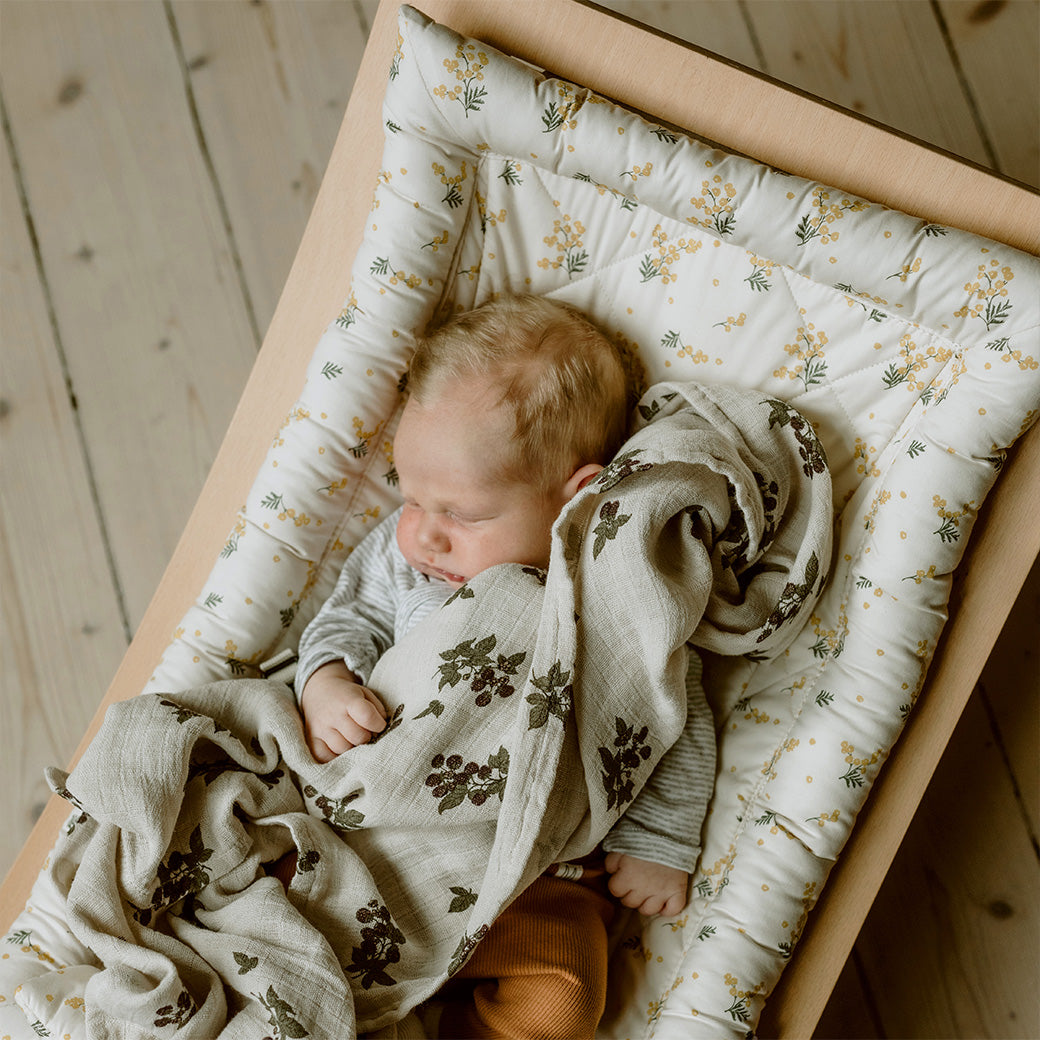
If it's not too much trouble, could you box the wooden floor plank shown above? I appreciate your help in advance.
[1,0,259,627]
[939,0,1040,187]
[0,131,127,879]
[1,1,1037,1034]
[812,950,881,1039]
[854,693,1040,1038]
[171,0,370,334]
[975,557,1039,838]
[597,0,761,67]
[743,0,992,169]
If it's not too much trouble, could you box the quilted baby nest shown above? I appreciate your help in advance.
[4,5,1038,1038]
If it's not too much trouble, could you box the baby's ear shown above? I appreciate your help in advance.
[565,463,603,498]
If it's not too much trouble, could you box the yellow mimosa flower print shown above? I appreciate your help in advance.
[434,43,489,116]
[761,737,800,782]
[808,607,848,659]
[389,30,404,80]
[955,258,1014,331]
[795,188,867,246]
[369,256,422,290]
[852,436,881,478]
[839,741,883,789]
[774,324,829,390]
[476,190,506,231]
[221,513,247,559]
[863,488,891,533]
[986,336,1039,370]
[639,224,702,284]
[335,288,362,331]
[886,256,922,282]
[661,330,709,365]
[620,161,653,183]
[540,81,606,133]
[689,174,737,237]
[348,415,387,460]
[723,971,766,1025]
[432,160,468,209]
[745,254,778,292]
[931,494,974,544]
[881,332,954,392]
[272,406,311,447]
[713,312,747,333]
[538,213,588,278]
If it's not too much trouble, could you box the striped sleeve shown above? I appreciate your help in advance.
[295,511,403,698]
[602,651,715,873]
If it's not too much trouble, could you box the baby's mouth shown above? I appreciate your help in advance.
[417,560,466,586]
[432,566,467,586]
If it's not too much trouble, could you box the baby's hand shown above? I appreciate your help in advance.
[300,661,387,762]
[604,851,689,918]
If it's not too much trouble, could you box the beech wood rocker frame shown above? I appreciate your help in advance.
[3,2,1038,1035]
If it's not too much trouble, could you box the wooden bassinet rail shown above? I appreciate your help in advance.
[3,2,1038,1036]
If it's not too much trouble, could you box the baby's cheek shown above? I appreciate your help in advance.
[395,515,414,558]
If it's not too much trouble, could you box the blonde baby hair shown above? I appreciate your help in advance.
[408,294,630,489]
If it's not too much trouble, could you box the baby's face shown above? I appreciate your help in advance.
[393,380,567,588]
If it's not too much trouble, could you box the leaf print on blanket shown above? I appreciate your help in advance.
[349,901,406,990]
[592,500,631,559]
[436,634,527,706]
[755,552,821,644]
[448,886,478,913]
[762,398,828,479]
[303,785,365,834]
[133,825,214,927]
[426,748,509,813]
[256,984,310,1038]
[600,718,652,812]
[187,753,284,791]
[595,448,654,492]
[155,989,198,1031]
[526,661,574,729]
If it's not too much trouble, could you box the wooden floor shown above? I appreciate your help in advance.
[2,1,1037,1036]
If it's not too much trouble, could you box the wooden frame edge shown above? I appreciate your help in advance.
[3,7,1037,1037]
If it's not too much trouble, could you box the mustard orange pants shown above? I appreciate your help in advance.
[437,872,615,1040]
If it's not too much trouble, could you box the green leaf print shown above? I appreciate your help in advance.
[426,748,509,813]
[256,984,310,1038]
[526,662,574,729]
[348,901,406,990]
[155,990,198,1030]
[592,500,631,559]
[435,635,527,706]
[448,886,478,913]
[599,717,652,812]
[303,785,365,834]
[134,825,214,926]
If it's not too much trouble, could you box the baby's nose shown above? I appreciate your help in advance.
[418,514,450,553]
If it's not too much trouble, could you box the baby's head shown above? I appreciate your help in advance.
[394,294,629,586]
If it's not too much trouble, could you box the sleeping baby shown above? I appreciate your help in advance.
[292,293,716,1040]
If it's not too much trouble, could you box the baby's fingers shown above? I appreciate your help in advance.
[308,734,340,764]
[349,687,388,734]
[661,890,687,918]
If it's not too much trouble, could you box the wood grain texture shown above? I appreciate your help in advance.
[1,0,260,626]
[939,0,1040,186]
[0,127,127,865]
[170,0,371,335]
[1,1,1037,1036]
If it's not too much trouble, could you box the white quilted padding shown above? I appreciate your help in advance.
[6,6,1038,1037]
